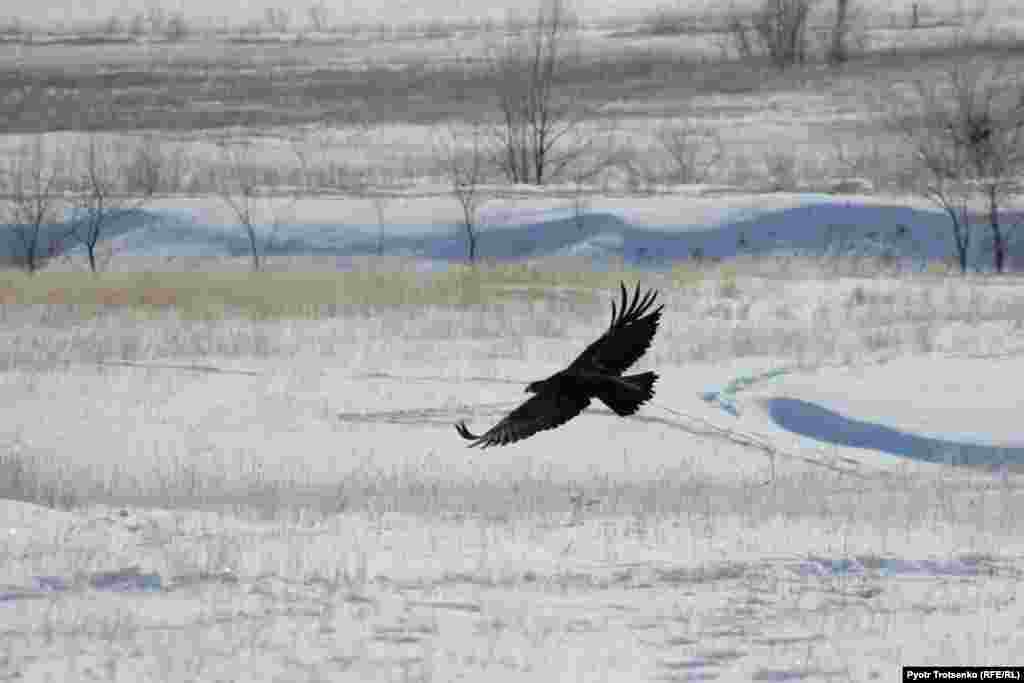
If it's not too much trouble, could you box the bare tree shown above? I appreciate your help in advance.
[947,66,1024,273]
[827,0,850,65]
[488,0,601,186]
[725,0,815,68]
[67,136,154,273]
[214,142,264,271]
[929,177,975,275]
[213,141,298,271]
[754,0,813,69]
[1,138,64,274]
[371,196,388,256]
[437,126,488,264]
[569,166,591,232]
[897,59,1024,273]
[899,112,975,273]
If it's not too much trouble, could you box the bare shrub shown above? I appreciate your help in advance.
[436,125,489,264]
[612,149,655,194]
[123,134,171,194]
[288,122,371,194]
[754,0,814,69]
[654,120,724,184]
[831,138,889,188]
[725,0,816,69]
[765,150,799,190]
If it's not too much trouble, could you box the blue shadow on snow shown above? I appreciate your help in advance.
[764,397,1024,470]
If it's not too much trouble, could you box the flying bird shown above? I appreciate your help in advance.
[455,281,663,448]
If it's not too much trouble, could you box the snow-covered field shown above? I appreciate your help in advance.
[3,349,1024,679]
[4,2,1024,678]
[39,190,1024,274]
[4,204,1024,678]
[8,0,1024,36]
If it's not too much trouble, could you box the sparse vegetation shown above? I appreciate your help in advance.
[654,120,725,185]
[210,141,301,272]
[0,137,65,273]
[0,260,639,316]
[437,125,488,264]
[3,4,1024,678]
[894,56,1024,273]
[724,0,814,69]
[67,136,155,273]
[2,256,1024,676]
[487,0,608,185]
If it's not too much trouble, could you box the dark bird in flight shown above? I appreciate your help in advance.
[455,281,663,448]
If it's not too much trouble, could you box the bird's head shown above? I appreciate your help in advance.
[525,380,540,394]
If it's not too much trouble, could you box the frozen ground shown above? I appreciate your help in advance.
[3,250,1024,678]
[4,1,1024,675]
[2,351,1024,680]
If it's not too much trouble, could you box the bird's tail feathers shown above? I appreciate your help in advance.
[596,372,657,416]
[455,421,480,441]
[455,420,490,448]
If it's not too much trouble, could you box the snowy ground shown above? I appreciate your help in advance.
[41,190,1024,273]
[4,5,1024,675]
[9,0,1024,41]
[4,220,1024,678]
[2,350,1024,680]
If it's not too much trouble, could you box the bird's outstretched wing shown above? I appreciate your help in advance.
[455,390,591,448]
[568,281,663,376]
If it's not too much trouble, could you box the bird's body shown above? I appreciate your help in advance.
[455,282,663,448]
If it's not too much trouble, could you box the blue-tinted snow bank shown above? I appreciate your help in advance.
[8,194,1019,270]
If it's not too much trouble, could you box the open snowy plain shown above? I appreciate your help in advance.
[4,2,1024,679]
[4,193,1024,681]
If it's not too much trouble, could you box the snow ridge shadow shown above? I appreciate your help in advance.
[763,397,1024,469]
